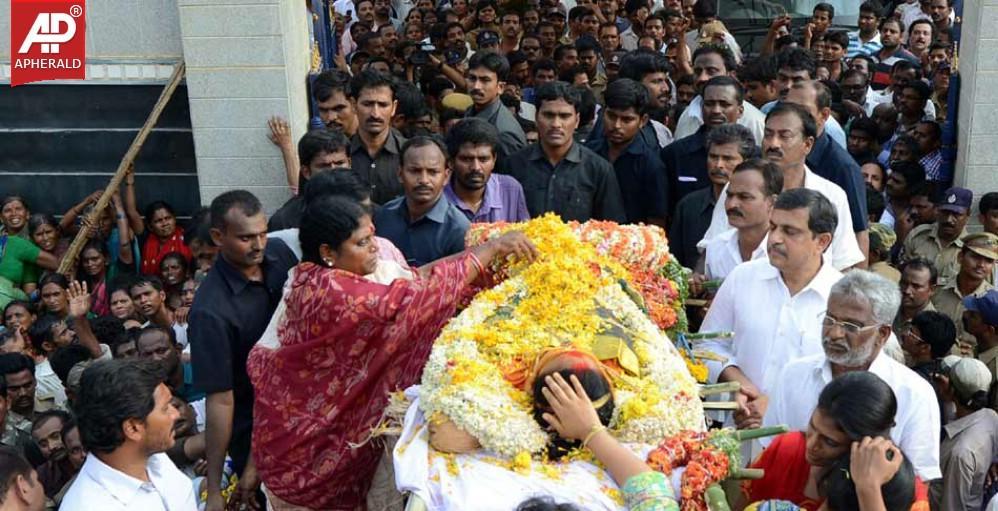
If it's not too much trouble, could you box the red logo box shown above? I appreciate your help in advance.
[10,0,87,87]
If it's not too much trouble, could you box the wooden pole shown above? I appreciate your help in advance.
[57,62,186,276]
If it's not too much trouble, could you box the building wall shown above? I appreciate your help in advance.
[178,0,313,213]
[956,0,998,212]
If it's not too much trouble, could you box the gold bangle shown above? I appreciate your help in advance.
[582,424,607,448]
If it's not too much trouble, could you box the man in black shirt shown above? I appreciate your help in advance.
[268,130,351,231]
[502,81,626,223]
[348,70,407,204]
[189,190,297,511]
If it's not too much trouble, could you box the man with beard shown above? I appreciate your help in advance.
[499,10,521,55]
[613,50,674,148]
[903,187,972,284]
[840,69,879,119]
[701,189,843,432]
[61,360,193,510]
[374,137,470,266]
[894,258,939,336]
[442,119,530,223]
[464,52,527,166]
[847,117,880,161]
[871,18,919,91]
[30,410,74,498]
[372,0,398,33]
[189,191,296,511]
[348,70,407,205]
[670,125,756,270]
[932,233,998,355]
[763,270,941,482]
[660,76,744,212]
[702,158,781,281]
[502,82,626,223]
[129,276,188,352]
[908,182,939,227]
[585,79,667,227]
[137,326,200,404]
[312,70,358,136]
[913,120,946,183]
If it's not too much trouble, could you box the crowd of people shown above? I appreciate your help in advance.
[1,0,996,509]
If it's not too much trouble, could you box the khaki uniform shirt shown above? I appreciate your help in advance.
[932,278,994,355]
[871,260,901,283]
[902,224,967,284]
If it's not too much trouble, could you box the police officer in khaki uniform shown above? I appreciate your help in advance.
[962,289,998,408]
[932,232,998,355]
[868,223,901,283]
[902,187,973,284]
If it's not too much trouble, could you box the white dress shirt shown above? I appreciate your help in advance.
[61,452,197,511]
[673,96,766,146]
[704,228,768,280]
[33,358,67,413]
[699,257,843,395]
[763,352,942,481]
[698,166,865,271]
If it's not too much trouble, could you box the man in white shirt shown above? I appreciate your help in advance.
[700,187,844,429]
[702,158,781,280]
[764,270,942,481]
[699,103,865,270]
[674,45,766,144]
[61,359,196,511]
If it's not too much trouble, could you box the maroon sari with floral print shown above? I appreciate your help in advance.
[247,255,475,509]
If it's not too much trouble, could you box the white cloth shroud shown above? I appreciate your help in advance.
[392,386,685,510]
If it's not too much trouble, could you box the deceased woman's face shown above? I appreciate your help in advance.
[531,364,613,460]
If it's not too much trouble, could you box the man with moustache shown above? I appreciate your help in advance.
[894,258,939,336]
[29,411,74,498]
[764,270,942,482]
[188,191,297,511]
[348,70,408,205]
[700,189,843,431]
[932,233,998,355]
[374,137,470,266]
[502,82,626,223]
[442,119,530,223]
[671,124,757,269]
[464,52,527,166]
[903,188,973,285]
[312,70,358,136]
[660,76,744,214]
[136,326,200,403]
[699,104,865,271]
[702,158,782,280]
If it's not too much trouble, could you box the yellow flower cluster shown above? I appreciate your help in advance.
[419,215,705,459]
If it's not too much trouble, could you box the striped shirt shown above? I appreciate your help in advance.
[847,30,882,58]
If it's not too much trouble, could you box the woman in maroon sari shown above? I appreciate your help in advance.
[247,196,536,510]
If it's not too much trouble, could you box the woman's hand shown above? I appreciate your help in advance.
[487,231,539,264]
[850,437,903,488]
[68,281,92,318]
[540,372,602,441]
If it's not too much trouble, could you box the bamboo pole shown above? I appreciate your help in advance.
[57,62,186,276]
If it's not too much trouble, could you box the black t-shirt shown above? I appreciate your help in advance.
[188,238,297,471]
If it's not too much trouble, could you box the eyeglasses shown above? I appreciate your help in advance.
[820,314,881,336]
[901,328,926,344]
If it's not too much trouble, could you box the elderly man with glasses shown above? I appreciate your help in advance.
[764,270,942,483]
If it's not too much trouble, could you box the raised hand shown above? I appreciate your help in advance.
[267,116,293,149]
[67,280,91,318]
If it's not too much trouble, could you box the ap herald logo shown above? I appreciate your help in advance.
[10,0,86,87]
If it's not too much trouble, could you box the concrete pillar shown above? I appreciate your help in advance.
[956,0,998,211]
[177,0,313,213]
